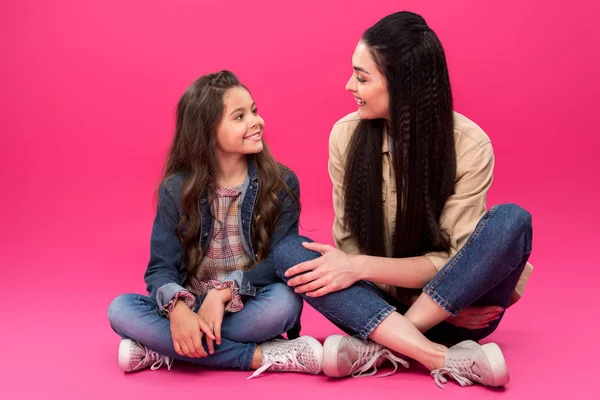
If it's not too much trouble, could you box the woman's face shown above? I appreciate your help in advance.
[345,41,389,119]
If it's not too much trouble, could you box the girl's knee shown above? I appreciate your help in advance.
[107,294,130,326]
[107,293,149,332]
[260,283,303,330]
[273,235,318,277]
[268,283,303,316]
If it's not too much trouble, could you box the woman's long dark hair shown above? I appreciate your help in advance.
[162,71,297,276]
[343,11,456,258]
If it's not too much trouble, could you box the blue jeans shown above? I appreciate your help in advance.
[273,204,533,345]
[107,283,303,370]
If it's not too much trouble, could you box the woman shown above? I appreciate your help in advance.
[273,11,533,388]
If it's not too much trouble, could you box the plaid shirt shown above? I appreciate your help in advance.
[167,182,252,315]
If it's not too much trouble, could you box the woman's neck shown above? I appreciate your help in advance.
[216,153,248,188]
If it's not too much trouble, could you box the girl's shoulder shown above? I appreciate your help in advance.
[276,162,299,187]
[159,173,188,200]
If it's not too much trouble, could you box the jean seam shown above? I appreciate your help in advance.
[426,205,498,293]
[424,287,460,316]
[308,301,365,334]
[423,206,498,315]
[308,297,395,339]
[358,305,396,340]
[241,343,257,371]
[326,281,395,338]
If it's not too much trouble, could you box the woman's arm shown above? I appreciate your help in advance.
[326,119,435,289]
[288,120,495,295]
[356,142,495,288]
[423,142,494,272]
[286,243,436,295]
[354,254,437,288]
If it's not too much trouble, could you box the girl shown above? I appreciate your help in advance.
[107,71,323,378]
[272,12,533,388]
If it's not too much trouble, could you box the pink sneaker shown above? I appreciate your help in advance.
[431,340,509,388]
[118,339,173,372]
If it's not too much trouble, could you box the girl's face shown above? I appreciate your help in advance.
[345,41,389,120]
[215,86,264,158]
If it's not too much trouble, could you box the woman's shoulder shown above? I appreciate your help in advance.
[334,111,361,127]
[453,112,494,175]
[453,112,491,145]
[329,111,361,151]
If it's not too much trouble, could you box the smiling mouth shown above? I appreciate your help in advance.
[355,97,365,105]
[244,132,262,140]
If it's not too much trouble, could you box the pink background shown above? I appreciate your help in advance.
[1,0,598,399]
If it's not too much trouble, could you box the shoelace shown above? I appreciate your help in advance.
[352,340,409,378]
[140,347,173,371]
[247,347,305,379]
[431,357,476,388]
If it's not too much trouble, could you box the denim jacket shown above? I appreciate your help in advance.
[143,157,300,316]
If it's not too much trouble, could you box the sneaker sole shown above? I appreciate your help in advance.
[481,343,509,386]
[322,335,346,377]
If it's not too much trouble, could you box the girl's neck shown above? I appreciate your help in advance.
[216,153,248,188]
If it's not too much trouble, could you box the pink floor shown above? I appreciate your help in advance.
[2,1,599,398]
[1,205,595,399]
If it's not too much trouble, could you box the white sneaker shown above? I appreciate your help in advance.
[322,335,409,378]
[431,340,509,388]
[248,336,323,379]
[118,339,173,372]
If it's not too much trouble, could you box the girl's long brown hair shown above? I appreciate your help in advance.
[162,71,298,276]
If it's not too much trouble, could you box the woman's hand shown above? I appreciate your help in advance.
[169,300,215,358]
[285,242,360,297]
[197,288,229,354]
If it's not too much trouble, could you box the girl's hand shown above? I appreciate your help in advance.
[169,300,215,358]
[284,242,360,297]
[446,306,504,329]
[197,289,228,354]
